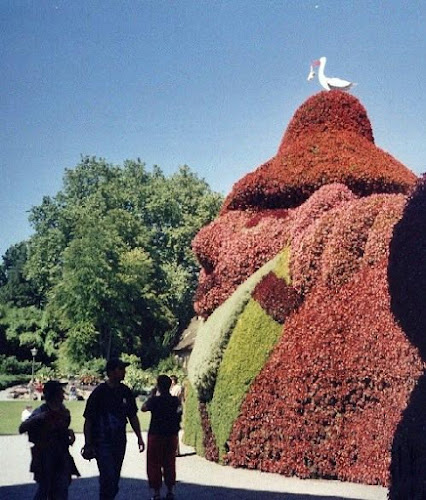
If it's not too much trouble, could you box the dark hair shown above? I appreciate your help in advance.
[105,358,129,374]
[43,380,64,401]
[170,375,178,383]
[157,374,172,393]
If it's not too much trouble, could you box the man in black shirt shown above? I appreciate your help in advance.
[83,358,145,499]
[142,374,181,500]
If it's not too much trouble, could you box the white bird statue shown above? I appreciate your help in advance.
[310,56,356,91]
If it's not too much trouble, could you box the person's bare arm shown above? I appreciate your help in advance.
[128,415,145,452]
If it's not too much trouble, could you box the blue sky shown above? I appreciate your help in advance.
[1,1,425,258]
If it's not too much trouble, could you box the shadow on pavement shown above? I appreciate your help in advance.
[0,477,371,500]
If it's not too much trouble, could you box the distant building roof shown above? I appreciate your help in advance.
[173,317,202,353]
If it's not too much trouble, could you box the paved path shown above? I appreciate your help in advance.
[0,434,388,500]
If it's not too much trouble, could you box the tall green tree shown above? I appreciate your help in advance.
[17,156,223,368]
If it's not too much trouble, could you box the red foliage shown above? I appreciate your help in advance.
[192,185,358,318]
[225,260,424,485]
[192,210,252,274]
[361,194,405,267]
[279,90,374,147]
[189,91,422,488]
[287,183,357,245]
[245,208,289,229]
[221,92,416,213]
[192,210,292,317]
[320,195,388,290]
[192,92,417,318]
[290,193,406,295]
[252,272,302,323]
[199,402,219,462]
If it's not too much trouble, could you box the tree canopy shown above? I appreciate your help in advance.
[0,157,223,370]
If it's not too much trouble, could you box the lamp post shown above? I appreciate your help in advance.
[30,347,38,400]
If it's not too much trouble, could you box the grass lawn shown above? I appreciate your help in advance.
[0,400,151,435]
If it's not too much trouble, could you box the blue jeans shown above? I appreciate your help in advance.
[95,439,126,500]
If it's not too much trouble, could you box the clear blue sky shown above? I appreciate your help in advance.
[1,1,425,258]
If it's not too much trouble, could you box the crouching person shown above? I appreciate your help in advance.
[142,374,182,500]
[19,380,80,499]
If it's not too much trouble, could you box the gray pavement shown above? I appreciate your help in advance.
[0,433,388,500]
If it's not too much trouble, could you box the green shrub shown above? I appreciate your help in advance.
[182,382,205,456]
[77,358,105,385]
[0,355,34,375]
[0,374,30,391]
[124,365,155,395]
[209,299,282,460]
[188,251,283,401]
[272,247,291,281]
[152,355,185,381]
[35,366,57,381]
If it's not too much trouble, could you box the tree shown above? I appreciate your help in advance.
[0,242,40,307]
[15,156,223,368]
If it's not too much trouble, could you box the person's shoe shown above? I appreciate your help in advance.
[165,492,175,499]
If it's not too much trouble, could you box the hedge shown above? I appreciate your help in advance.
[291,193,407,295]
[188,250,284,401]
[221,92,416,212]
[182,381,205,456]
[193,210,291,317]
[226,260,423,485]
[209,299,283,460]
[187,90,422,488]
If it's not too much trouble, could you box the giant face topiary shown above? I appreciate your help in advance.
[184,90,424,489]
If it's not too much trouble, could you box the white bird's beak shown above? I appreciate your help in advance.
[307,66,316,81]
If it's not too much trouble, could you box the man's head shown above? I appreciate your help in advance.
[170,375,178,385]
[43,380,65,403]
[106,358,129,382]
[157,374,172,394]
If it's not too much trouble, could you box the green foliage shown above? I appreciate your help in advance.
[34,366,57,382]
[182,382,205,456]
[75,358,106,385]
[153,355,185,378]
[124,365,154,394]
[122,354,155,394]
[0,355,33,375]
[1,157,223,368]
[187,252,282,402]
[62,322,99,366]
[209,299,282,460]
[0,374,30,391]
[0,304,45,361]
[273,246,291,281]
[123,354,186,394]
[0,242,40,307]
